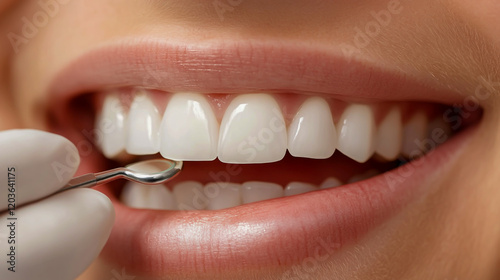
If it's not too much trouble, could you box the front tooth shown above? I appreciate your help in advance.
[120,182,177,210]
[320,177,342,189]
[241,182,283,204]
[126,92,161,155]
[205,182,242,210]
[218,94,287,164]
[402,112,428,157]
[95,93,127,158]
[337,104,376,163]
[160,93,219,160]
[287,97,337,159]
[284,182,317,196]
[173,181,208,210]
[375,108,403,161]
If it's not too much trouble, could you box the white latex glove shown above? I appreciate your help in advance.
[0,130,115,280]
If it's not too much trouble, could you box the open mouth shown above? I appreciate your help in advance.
[92,89,453,208]
[46,40,481,277]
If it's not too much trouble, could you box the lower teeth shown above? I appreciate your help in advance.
[119,171,386,211]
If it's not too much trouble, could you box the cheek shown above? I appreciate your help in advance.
[0,0,16,14]
[450,0,500,43]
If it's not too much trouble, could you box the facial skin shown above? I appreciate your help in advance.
[1,0,499,279]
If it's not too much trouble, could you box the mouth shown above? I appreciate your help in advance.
[46,39,481,277]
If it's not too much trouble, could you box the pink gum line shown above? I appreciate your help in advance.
[94,88,445,125]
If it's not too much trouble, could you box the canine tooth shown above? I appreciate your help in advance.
[95,94,127,158]
[241,182,283,204]
[160,93,219,160]
[120,182,176,210]
[375,108,402,161]
[337,104,376,163]
[126,93,161,155]
[284,182,317,196]
[320,177,342,189]
[173,181,207,210]
[402,112,428,157]
[205,182,241,210]
[218,94,287,163]
[348,169,380,183]
[288,97,337,159]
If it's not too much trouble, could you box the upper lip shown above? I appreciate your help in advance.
[47,38,465,116]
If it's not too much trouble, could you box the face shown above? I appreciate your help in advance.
[1,0,499,279]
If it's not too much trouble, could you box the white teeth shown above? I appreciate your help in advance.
[173,181,207,210]
[218,94,287,164]
[284,182,317,196]
[337,104,376,163]
[205,182,242,210]
[402,112,428,157]
[375,108,402,161]
[160,93,219,160]
[288,97,337,159]
[126,93,161,155]
[319,177,342,189]
[99,91,438,166]
[241,182,283,204]
[95,94,127,158]
[120,182,176,210]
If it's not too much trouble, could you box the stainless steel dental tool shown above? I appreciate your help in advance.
[58,159,183,193]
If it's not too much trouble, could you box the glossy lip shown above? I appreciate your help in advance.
[45,39,473,277]
[47,38,465,119]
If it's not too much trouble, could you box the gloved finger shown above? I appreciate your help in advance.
[0,188,114,280]
[0,129,80,212]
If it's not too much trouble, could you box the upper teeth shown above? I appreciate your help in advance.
[95,93,127,159]
[287,97,337,159]
[126,90,162,155]
[401,111,428,157]
[95,90,436,163]
[337,104,376,163]
[375,107,403,161]
[218,94,287,163]
[160,92,219,160]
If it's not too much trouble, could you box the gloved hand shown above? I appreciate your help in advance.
[0,130,115,280]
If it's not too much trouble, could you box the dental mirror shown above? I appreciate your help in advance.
[57,159,183,193]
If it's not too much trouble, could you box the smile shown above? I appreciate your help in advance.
[46,39,481,277]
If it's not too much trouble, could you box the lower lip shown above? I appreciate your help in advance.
[97,126,474,277]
